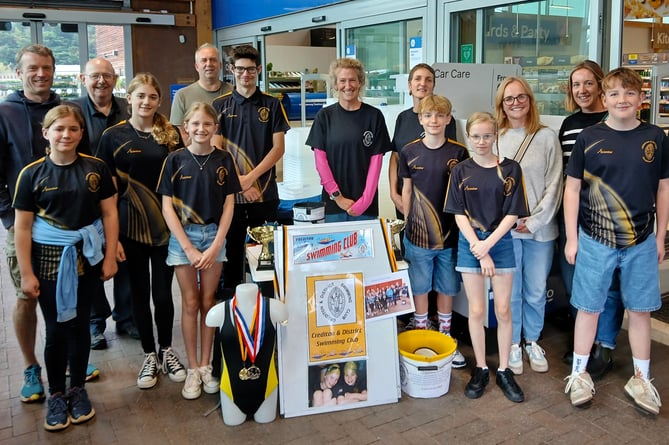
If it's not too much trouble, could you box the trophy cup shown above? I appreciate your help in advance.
[387,219,406,261]
[247,226,275,271]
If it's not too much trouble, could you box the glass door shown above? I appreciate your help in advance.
[0,20,126,102]
[342,10,425,105]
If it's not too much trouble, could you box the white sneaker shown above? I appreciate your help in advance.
[161,347,186,383]
[525,341,549,372]
[199,365,220,394]
[137,352,159,389]
[451,349,467,369]
[181,369,202,400]
[509,344,523,375]
[624,376,662,415]
[564,371,595,406]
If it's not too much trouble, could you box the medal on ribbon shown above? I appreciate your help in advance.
[232,292,266,381]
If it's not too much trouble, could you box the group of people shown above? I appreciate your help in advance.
[1,40,666,432]
[392,60,667,415]
[1,42,287,431]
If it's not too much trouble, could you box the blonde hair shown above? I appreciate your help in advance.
[467,111,504,183]
[495,76,544,135]
[418,95,452,115]
[343,361,358,375]
[183,102,218,125]
[466,111,497,136]
[127,73,180,151]
[329,58,366,98]
[43,104,84,131]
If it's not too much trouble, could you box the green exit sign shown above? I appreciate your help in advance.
[461,44,473,63]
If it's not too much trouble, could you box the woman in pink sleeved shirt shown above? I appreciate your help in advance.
[306,58,391,222]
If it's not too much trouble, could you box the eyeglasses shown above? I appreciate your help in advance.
[86,73,114,81]
[468,134,495,143]
[232,65,258,74]
[502,94,529,105]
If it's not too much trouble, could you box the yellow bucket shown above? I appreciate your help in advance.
[398,330,457,398]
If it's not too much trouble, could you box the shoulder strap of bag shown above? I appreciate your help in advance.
[513,131,537,164]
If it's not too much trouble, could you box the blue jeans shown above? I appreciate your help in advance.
[558,209,624,347]
[511,238,554,344]
[571,230,661,313]
[597,270,624,349]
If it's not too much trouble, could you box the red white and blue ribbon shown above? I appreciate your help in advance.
[232,292,266,365]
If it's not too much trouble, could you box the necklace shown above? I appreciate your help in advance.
[187,148,214,170]
[130,122,152,140]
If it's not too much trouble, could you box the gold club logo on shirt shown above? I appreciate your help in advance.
[258,107,270,123]
[86,172,101,193]
[216,166,229,186]
[642,140,657,163]
[503,176,516,196]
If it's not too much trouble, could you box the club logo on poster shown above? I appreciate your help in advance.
[306,273,366,364]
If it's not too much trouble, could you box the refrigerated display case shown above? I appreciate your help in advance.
[624,64,669,129]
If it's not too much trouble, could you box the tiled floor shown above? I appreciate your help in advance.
[1,227,668,445]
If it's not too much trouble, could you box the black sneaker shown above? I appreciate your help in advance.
[496,368,525,403]
[587,343,613,380]
[68,386,95,424]
[464,367,489,399]
[116,323,140,339]
[90,332,107,350]
[44,393,70,432]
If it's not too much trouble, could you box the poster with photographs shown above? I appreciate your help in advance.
[308,360,368,408]
[364,270,415,322]
[306,272,366,364]
[276,220,400,418]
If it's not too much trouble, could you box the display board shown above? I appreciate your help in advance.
[276,220,401,417]
[432,63,522,120]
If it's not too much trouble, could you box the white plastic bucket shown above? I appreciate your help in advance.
[293,201,325,224]
[398,330,456,398]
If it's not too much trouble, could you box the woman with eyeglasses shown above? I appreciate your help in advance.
[494,77,563,377]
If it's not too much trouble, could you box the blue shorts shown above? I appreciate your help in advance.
[455,230,515,274]
[403,238,460,296]
[166,223,227,266]
[570,230,661,313]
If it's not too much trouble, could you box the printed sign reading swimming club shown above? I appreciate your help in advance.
[292,229,374,264]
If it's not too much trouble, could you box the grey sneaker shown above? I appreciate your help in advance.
[161,347,186,382]
[564,371,595,406]
[509,344,523,375]
[137,352,159,389]
[525,341,548,372]
[624,376,662,415]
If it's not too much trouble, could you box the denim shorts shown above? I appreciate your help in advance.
[571,230,661,313]
[455,229,516,274]
[166,223,227,266]
[403,238,461,296]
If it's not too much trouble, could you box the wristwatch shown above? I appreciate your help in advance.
[329,190,341,201]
